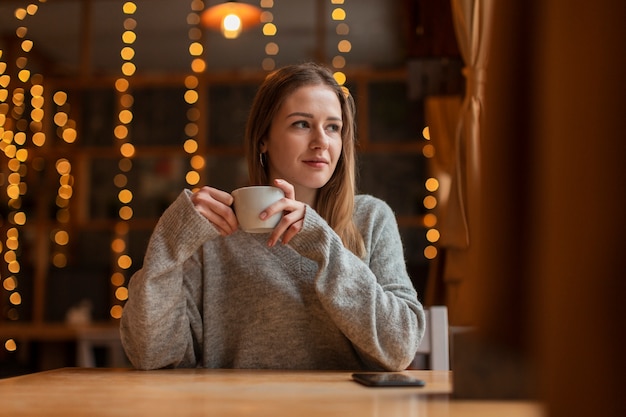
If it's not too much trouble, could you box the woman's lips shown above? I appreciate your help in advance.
[303,159,328,168]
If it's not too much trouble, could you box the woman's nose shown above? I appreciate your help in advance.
[310,126,329,149]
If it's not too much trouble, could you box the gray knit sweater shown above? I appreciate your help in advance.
[120,190,425,371]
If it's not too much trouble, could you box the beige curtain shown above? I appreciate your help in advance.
[425,0,493,323]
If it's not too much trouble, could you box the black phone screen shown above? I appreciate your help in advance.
[351,373,426,387]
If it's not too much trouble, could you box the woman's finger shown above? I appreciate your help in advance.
[192,187,238,235]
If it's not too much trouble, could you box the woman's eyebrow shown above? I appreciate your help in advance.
[286,112,313,118]
[286,112,342,121]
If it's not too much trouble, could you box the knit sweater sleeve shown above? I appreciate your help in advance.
[288,195,425,371]
[120,189,217,370]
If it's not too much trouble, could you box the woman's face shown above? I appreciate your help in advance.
[261,84,343,205]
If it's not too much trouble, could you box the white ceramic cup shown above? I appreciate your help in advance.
[231,186,285,233]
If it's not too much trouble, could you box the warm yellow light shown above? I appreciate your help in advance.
[31,108,44,122]
[111,238,126,253]
[118,189,133,204]
[265,42,279,55]
[184,75,199,89]
[184,90,199,104]
[58,185,73,199]
[4,339,17,352]
[425,178,439,192]
[15,149,28,162]
[15,8,27,20]
[186,170,200,185]
[263,23,277,36]
[9,292,22,305]
[222,14,242,39]
[111,272,125,287]
[119,206,133,220]
[424,245,438,260]
[110,305,123,319]
[30,84,44,96]
[62,128,77,143]
[120,47,135,60]
[54,230,70,245]
[189,42,203,56]
[115,78,130,92]
[332,8,346,21]
[423,195,437,210]
[118,254,132,269]
[202,2,262,39]
[121,62,136,76]
[119,109,133,124]
[191,58,206,73]
[122,31,137,45]
[333,72,346,86]
[422,144,435,158]
[123,2,137,15]
[13,212,26,226]
[337,40,352,53]
[332,56,346,69]
[6,237,19,251]
[3,277,17,291]
[422,126,430,140]
[190,155,205,170]
[14,132,26,145]
[423,213,437,228]
[4,251,16,263]
[120,143,135,158]
[53,91,67,106]
[426,229,441,243]
[7,184,20,200]
[54,112,68,127]
[26,4,39,15]
[115,287,129,301]
[114,125,129,140]
[184,139,198,154]
[18,70,30,83]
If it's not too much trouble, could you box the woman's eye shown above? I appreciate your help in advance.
[293,121,309,128]
[327,124,341,132]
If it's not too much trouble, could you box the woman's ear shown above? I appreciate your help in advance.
[259,140,267,153]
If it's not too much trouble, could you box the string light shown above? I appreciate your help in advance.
[184,1,206,190]
[330,0,350,93]
[421,126,439,260]
[110,1,138,320]
[260,0,277,71]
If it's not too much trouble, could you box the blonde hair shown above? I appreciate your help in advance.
[245,62,365,257]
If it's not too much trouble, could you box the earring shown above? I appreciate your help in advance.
[259,152,266,168]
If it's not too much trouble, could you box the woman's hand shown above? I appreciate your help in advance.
[190,186,238,236]
[263,179,306,246]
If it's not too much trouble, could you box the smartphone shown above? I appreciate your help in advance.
[351,373,426,387]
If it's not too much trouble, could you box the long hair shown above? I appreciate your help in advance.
[245,62,365,258]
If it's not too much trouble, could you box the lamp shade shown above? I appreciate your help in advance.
[201,1,262,39]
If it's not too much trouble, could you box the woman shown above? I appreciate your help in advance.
[120,62,425,371]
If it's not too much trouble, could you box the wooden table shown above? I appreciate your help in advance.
[0,368,543,417]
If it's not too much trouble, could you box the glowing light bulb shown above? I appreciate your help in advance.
[222,14,242,39]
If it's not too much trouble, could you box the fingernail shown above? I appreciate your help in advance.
[259,211,267,220]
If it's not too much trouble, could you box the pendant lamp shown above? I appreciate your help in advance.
[201,1,262,39]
